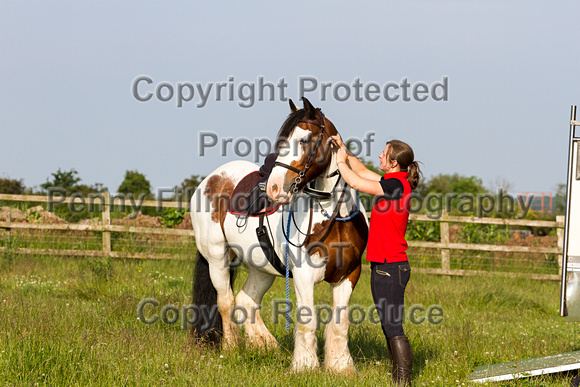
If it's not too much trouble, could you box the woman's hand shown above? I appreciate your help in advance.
[328,135,344,149]
[328,135,348,164]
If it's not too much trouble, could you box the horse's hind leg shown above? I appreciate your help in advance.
[235,268,278,349]
[206,249,241,349]
[324,273,359,374]
[191,165,245,349]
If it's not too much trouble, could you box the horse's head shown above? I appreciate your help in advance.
[266,97,338,204]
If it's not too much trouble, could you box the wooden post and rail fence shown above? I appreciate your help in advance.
[0,193,565,280]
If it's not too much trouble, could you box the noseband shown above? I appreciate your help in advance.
[273,110,332,194]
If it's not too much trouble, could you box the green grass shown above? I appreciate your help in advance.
[0,252,579,386]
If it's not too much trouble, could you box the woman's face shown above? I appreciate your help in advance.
[378,144,399,173]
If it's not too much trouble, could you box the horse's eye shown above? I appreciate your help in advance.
[299,138,309,145]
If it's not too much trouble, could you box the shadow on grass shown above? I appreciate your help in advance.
[348,324,439,376]
[185,330,293,370]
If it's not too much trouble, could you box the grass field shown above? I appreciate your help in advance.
[0,250,579,386]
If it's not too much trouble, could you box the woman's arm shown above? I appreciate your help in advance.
[336,160,384,196]
[330,135,384,196]
[347,155,382,181]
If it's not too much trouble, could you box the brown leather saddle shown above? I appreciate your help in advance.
[228,153,280,216]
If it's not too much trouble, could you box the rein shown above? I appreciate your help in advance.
[279,177,357,249]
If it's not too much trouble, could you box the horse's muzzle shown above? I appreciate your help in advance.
[267,183,292,204]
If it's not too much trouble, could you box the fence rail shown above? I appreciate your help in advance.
[0,194,564,279]
[0,193,194,261]
[406,213,564,280]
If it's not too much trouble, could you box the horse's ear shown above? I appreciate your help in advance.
[289,99,299,112]
[301,97,317,119]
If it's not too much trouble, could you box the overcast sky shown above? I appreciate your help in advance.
[2,2,579,196]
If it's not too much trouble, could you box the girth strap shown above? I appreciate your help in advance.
[256,212,293,278]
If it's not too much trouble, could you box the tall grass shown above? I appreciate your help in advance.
[0,252,578,386]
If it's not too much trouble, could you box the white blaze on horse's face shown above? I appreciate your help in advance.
[267,126,311,203]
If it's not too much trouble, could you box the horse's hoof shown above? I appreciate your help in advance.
[325,364,358,376]
[290,359,320,372]
[324,356,357,376]
[246,336,279,351]
[220,337,241,352]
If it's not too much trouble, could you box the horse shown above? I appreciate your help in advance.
[190,97,369,373]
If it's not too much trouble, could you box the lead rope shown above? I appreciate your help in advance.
[285,203,292,330]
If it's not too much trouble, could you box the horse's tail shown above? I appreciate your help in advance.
[191,252,235,345]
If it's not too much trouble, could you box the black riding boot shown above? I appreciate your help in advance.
[389,336,413,386]
[387,338,395,376]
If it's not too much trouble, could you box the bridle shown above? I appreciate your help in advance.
[273,110,335,195]
[268,109,354,247]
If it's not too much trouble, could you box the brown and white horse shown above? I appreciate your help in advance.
[190,97,368,373]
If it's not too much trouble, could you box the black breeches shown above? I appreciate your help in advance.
[370,260,411,340]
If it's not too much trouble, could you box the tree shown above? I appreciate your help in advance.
[175,175,204,201]
[41,169,81,195]
[359,157,381,175]
[117,170,151,197]
[554,183,566,215]
[75,182,107,196]
[488,177,514,193]
[0,177,25,194]
[352,158,382,211]
[417,173,486,198]
[38,169,108,222]
[449,176,486,195]
[40,169,106,196]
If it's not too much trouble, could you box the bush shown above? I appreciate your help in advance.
[160,208,186,228]
[459,223,509,244]
[406,221,440,241]
[0,177,25,194]
[86,256,113,281]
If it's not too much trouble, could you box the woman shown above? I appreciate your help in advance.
[329,135,421,387]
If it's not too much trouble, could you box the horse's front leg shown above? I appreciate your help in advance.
[291,269,319,371]
[324,274,359,374]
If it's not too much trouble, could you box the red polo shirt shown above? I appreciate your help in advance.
[366,171,411,263]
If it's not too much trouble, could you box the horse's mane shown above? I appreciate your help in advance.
[274,108,323,151]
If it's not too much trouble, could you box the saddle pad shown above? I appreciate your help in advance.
[228,171,280,216]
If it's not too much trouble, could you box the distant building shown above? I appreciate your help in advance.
[517,192,554,214]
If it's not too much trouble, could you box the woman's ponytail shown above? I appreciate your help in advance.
[407,161,422,190]
[386,140,423,190]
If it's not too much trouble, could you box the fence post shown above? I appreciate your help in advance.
[440,209,450,271]
[6,208,11,241]
[102,193,111,256]
[557,215,565,276]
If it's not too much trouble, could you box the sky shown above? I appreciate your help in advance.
[1,1,580,196]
